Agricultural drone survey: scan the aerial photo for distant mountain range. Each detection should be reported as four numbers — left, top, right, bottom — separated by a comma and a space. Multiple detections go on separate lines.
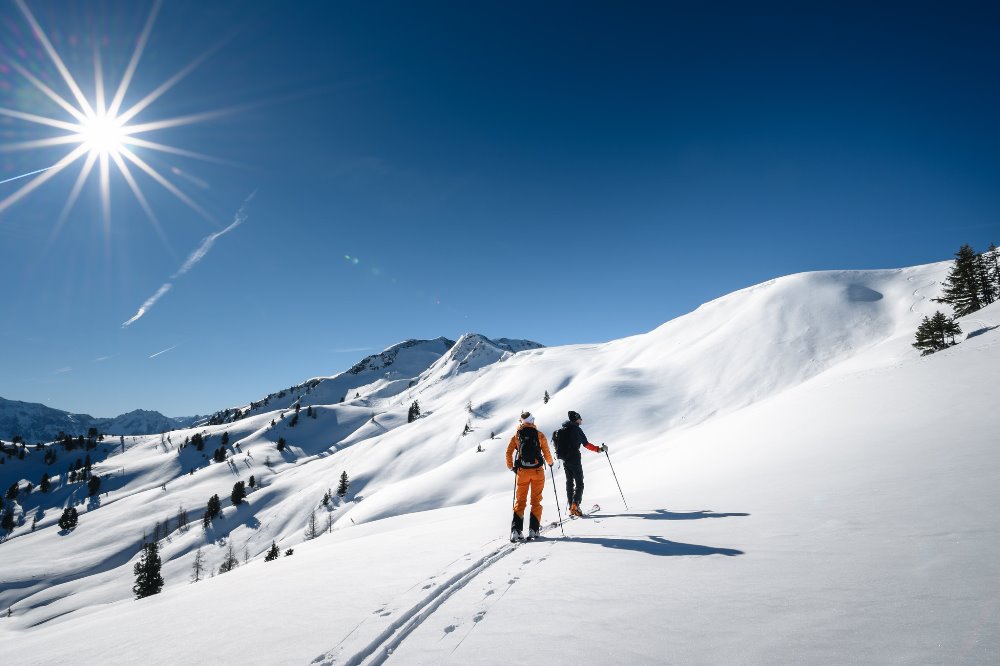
0, 334, 544, 442
0, 397, 203, 443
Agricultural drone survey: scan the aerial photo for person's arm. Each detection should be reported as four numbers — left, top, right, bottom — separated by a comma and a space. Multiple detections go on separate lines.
506, 436, 518, 470
580, 428, 603, 452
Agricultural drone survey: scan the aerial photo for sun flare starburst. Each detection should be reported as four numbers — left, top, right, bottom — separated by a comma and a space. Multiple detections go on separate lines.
77, 113, 128, 156
0, 0, 225, 232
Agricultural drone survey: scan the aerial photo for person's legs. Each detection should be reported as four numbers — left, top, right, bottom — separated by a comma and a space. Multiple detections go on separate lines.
528, 468, 545, 533
511, 470, 530, 534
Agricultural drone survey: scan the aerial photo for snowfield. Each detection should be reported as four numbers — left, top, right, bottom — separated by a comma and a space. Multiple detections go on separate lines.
1, 261, 998, 664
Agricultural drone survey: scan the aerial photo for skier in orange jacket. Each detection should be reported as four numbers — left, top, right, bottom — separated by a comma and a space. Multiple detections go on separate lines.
506, 411, 554, 541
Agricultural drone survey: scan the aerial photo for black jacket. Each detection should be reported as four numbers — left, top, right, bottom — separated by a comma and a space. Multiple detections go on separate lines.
558, 420, 591, 460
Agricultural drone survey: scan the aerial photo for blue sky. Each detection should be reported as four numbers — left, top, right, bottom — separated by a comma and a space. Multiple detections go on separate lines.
0, 0, 998, 417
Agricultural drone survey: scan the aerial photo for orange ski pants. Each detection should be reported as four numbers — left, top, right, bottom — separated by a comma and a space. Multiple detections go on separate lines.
513, 467, 545, 527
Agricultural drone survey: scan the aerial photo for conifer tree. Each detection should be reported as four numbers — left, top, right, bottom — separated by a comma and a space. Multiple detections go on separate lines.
913, 311, 962, 355
133, 542, 164, 599
39, 473, 50, 493
987, 243, 1000, 292
1, 507, 14, 532
248, 475, 256, 488
58, 507, 79, 530
407, 400, 421, 423
337, 471, 350, 498
935, 244, 983, 316
543, 390, 550, 404
87, 475, 101, 496
231, 481, 246, 506
220, 431, 230, 447
277, 437, 286, 452
975, 251, 997, 307
203, 494, 221, 526
264, 541, 280, 562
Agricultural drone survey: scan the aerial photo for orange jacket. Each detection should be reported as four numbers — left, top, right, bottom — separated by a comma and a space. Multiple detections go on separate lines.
506, 423, 554, 470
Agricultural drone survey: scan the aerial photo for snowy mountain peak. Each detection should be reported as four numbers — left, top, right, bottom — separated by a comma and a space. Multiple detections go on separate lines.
347, 337, 455, 376
419, 333, 544, 383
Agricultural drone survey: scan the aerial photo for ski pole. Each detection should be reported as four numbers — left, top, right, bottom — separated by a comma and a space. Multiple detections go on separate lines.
604, 446, 629, 510
548, 463, 565, 537
510, 465, 518, 534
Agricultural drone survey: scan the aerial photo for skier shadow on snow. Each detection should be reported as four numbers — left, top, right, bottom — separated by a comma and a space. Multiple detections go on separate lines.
609, 509, 750, 521
566, 535, 743, 557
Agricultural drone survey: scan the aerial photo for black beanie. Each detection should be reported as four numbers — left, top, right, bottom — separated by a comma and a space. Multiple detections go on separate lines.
568, 411, 581, 422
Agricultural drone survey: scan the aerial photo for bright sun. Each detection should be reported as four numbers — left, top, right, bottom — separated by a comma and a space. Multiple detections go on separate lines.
0, 0, 222, 226
77, 113, 128, 156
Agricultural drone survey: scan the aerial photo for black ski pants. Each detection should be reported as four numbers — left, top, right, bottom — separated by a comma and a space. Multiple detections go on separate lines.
563, 456, 584, 506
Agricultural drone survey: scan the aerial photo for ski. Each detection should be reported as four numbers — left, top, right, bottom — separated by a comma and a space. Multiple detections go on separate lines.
568, 503, 601, 520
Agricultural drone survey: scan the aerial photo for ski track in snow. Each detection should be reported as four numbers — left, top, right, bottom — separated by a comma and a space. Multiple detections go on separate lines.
312, 518, 567, 665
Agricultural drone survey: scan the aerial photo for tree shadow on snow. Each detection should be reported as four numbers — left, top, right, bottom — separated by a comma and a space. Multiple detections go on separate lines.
566, 535, 743, 557
967, 325, 999, 339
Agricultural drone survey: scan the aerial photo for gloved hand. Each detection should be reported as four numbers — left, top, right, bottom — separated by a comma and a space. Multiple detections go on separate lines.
509, 466, 516, 473
600, 443, 608, 452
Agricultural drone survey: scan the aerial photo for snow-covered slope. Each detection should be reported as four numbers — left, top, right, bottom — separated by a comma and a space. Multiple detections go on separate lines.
3, 260, 999, 664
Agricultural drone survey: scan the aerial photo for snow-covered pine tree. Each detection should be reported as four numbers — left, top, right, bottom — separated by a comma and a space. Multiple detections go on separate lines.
264, 541, 280, 562
337, 471, 350, 499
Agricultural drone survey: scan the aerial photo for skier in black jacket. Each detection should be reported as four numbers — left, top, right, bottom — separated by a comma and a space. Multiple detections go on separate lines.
556, 410, 606, 517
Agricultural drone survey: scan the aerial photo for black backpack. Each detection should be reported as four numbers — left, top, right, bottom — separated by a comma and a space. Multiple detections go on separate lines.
552, 427, 570, 460
516, 428, 543, 468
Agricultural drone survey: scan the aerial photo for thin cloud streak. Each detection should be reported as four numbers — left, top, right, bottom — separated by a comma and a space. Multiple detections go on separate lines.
122, 192, 255, 327
50, 366, 72, 375
149, 345, 178, 359
122, 283, 172, 327
172, 192, 253, 278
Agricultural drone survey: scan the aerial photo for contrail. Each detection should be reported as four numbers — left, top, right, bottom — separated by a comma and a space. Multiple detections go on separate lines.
122, 191, 254, 327
0, 165, 55, 186
122, 283, 172, 327
172, 191, 254, 278
149, 344, 178, 359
